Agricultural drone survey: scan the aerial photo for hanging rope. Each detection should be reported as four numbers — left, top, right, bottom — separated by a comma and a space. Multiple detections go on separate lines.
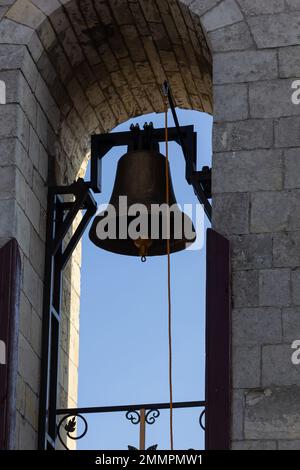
164, 91, 174, 451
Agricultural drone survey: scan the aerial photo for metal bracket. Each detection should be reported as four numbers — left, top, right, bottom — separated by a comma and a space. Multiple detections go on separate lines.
163, 80, 212, 221
90, 120, 212, 221
38, 180, 97, 450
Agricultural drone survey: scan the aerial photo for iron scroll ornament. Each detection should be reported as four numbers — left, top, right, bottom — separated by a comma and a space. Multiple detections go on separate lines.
125, 409, 161, 426
57, 414, 88, 450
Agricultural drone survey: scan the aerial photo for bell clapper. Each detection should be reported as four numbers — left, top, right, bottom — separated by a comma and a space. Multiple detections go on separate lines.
134, 238, 152, 263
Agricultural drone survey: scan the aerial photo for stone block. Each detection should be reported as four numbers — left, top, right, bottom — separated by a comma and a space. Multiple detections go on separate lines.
81, 106, 99, 133
38, 142, 48, 183
275, 117, 300, 148
69, 324, 79, 368
6, 0, 45, 29
19, 290, 31, 341
19, 75, 37, 128
245, 386, 300, 439
231, 390, 245, 440
251, 190, 300, 233
16, 374, 26, 418
201, 0, 243, 32
0, 44, 26, 69
30, 308, 42, 357
15, 204, 31, 257
0, 104, 29, 150
214, 119, 273, 152
25, 185, 40, 233
230, 233, 273, 270
36, 105, 48, 150
249, 79, 300, 119
237, 0, 285, 15
35, 74, 60, 131
22, 258, 42, 313
15, 163, 27, 209
0, 165, 16, 200
279, 45, 300, 77
232, 440, 277, 450
209, 22, 254, 52
259, 269, 291, 307
284, 148, 300, 188
282, 307, 300, 342
18, 333, 40, 394
232, 270, 259, 308
0, 18, 33, 45
278, 440, 300, 450
273, 231, 300, 268
188, 0, 219, 17
32, 168, 47, 210
0, 198, 16, 238
18, 415, 37, 450
25, 385, 38, 430
67, 78, 89, 114
39, 206, 46, 243
37, 17, 56, 51
262, 346, 300, 386
29, 225, 45, 279
67, 359, 78, 403
233, 345, 261, 388
0, 138, 32, 185
129, 1, 150, 35
248, 13, 300, 48
292, 269, 300, 305
214, 84, 248, 121
286, 0, 300, 10
213, 192, 250, 235
37, 53, 57, 89
27, 31, 43, 63
138, 0, 160, 23
214, 51, 278, 84
31, 0, 60, 17
29, 126, 40, 170
0, 6, 8, 19
233, 307, 282, 346
213, 149, 282, 193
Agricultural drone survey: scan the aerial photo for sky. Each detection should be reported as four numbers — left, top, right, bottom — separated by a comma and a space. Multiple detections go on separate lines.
77, 109, 212, 450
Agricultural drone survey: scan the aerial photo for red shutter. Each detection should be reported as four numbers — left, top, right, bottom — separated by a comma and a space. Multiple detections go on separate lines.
205, 229, 231, 450
0, 239, 21, 449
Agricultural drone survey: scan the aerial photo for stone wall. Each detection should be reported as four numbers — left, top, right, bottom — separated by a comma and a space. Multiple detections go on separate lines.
0, 0, 300, 450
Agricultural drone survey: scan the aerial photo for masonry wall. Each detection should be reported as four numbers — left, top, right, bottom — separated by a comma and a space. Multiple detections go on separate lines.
0, 0, 300, 450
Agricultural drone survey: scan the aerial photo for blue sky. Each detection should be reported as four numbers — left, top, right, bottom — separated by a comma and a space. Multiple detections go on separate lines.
77, 109, 212, 450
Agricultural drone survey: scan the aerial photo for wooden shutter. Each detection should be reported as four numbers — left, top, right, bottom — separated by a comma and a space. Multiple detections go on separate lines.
205, 229, 231, 450
0, 239, 21, 450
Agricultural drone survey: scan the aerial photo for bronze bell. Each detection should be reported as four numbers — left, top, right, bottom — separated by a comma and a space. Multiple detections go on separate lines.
89, 124, 196, 259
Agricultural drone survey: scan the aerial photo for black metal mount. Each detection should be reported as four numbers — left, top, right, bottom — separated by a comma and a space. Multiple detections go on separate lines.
90, 119, 212, 221
38, 180, 97, 450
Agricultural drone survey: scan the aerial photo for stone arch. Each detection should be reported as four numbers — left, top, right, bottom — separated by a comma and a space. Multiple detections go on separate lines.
2, 0, 214, 186
0, 0, 260, 449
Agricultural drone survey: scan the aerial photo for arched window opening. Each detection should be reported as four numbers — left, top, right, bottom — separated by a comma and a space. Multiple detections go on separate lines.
77, 109, 212, 450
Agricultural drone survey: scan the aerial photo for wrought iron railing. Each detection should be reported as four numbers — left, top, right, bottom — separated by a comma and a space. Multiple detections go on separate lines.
56, 400, 206, 450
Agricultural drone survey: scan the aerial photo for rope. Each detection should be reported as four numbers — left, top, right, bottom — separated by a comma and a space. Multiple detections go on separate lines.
164, 95, 174, 451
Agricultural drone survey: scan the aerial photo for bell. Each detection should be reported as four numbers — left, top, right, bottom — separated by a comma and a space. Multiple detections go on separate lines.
89, 129, 196, 259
